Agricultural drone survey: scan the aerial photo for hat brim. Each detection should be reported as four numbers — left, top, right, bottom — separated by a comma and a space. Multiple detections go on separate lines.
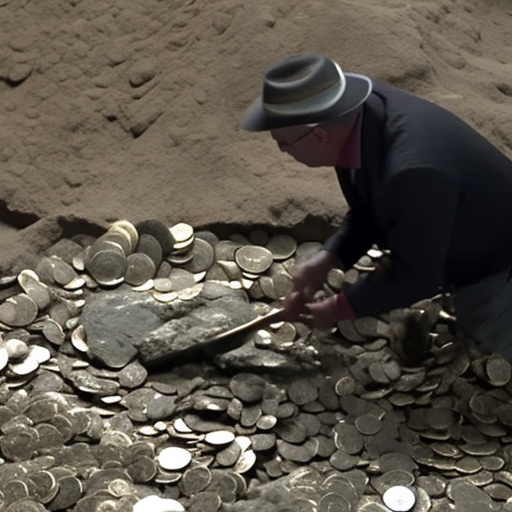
240, 73, 373, 132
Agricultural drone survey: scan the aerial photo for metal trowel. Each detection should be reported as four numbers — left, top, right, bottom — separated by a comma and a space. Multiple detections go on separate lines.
146, 307, 284, 368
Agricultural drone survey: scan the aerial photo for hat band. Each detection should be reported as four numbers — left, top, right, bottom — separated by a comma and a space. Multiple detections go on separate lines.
263, 63, 346, 117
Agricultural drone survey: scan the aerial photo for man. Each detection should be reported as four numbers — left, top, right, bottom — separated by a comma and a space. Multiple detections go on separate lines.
240, 53, 512, 362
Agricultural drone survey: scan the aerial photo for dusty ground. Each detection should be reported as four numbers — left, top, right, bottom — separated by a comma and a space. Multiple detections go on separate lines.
1, 0, 512, 272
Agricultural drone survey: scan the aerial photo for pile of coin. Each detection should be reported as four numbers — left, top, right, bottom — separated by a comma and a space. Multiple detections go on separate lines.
1, 219, 512, 511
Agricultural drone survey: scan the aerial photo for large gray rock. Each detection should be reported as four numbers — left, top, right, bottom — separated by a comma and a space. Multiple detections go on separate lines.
81, 286, 166, 368
137, 291, 255, 366
81, 283, 255, 369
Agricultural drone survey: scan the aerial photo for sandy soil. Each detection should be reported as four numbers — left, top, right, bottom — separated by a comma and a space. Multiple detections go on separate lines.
1, 0, 512, 273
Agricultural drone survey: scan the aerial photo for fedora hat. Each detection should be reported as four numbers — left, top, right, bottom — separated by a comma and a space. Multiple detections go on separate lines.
240, 53, 372, 132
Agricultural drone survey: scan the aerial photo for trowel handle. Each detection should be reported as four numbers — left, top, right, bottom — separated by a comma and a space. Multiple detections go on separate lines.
247, 308, 284, 331
202, 307, 285, 347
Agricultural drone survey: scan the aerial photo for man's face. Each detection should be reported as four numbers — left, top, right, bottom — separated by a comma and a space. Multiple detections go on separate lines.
270, 113, 358, 168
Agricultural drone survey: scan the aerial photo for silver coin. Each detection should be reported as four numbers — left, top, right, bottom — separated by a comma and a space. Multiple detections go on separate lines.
26, 469, 58, 504
333, 423, 363, 454
182, 238, 215, 273
326, 268, 345, 291
179, 465, 212, 497
250, 433, 276, 452
485, 353, 512, 386
169, 268, 197, 290
46, 475, 83, 511
0, 427, 38, 461
259, 275, 277, 299
70, 324, 89, 353
275, 419, 307, 444
229, 373, 266, 403
50, 256, 80, 286
135, 233, 163, 268
287, 378, 319, 406
318, 492, 351, 512
234, 448, 256, 474
321, 475, 360, 508
128, 455, 158, 483
5, 338, 29, 360
355, 414, 382, 436
215, 440, 242, 467
34, 423, 65, 449
328, 450, 359, 471
17, 270, 51, 310
133, 495, 185, 512
382, 486, 416, 512
117, 360, 148, 389
158, 446, 192, 471
187, 491, 222, 512
124, 253, 156, 286
85, 249, 125, 286
337, 320, 366, 343
0, 293, 38, 327
277, 439, 318, 463
205, 430, 236, 446
484, 482, 512, 500
152, 277, 173, 292
168, 248, 195, 265
294, 241, 323, 265
3, 498, 48, 512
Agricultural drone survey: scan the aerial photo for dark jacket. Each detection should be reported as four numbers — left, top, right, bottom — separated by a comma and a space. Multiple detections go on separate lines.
324, 80, 512, 318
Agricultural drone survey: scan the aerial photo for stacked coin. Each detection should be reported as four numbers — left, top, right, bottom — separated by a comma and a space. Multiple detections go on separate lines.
168, 222, 196, 265
84, 220, 137, 286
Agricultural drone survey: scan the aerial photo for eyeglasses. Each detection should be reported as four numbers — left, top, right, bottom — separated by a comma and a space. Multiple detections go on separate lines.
277, 127, 316, 152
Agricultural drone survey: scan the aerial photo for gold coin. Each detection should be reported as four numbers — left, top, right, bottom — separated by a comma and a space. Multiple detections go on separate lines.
170, 222, 194, 244
235, 245, 273, 274
100, 231, 132, 256
266, 234, 297, 261
327, 268, 345, 291
110, 219, 139, 250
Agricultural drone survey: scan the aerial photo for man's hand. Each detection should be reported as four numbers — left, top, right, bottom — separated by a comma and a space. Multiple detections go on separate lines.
281, 250, 345, 326
287, 250, 341, 303
299, 295, 338, 329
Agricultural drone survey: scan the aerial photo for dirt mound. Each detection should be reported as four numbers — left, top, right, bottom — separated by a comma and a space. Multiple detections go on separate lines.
0, 0, 511, 272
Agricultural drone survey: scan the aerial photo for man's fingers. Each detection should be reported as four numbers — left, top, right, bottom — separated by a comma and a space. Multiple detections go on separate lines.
282, 291, 307, 321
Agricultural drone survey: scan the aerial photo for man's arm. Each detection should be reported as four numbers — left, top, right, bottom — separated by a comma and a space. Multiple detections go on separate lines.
345, 166, 460, 317
324, 207, 377, 270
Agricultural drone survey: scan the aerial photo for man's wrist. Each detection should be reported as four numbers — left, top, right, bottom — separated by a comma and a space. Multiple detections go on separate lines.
335, 292, 356, 321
